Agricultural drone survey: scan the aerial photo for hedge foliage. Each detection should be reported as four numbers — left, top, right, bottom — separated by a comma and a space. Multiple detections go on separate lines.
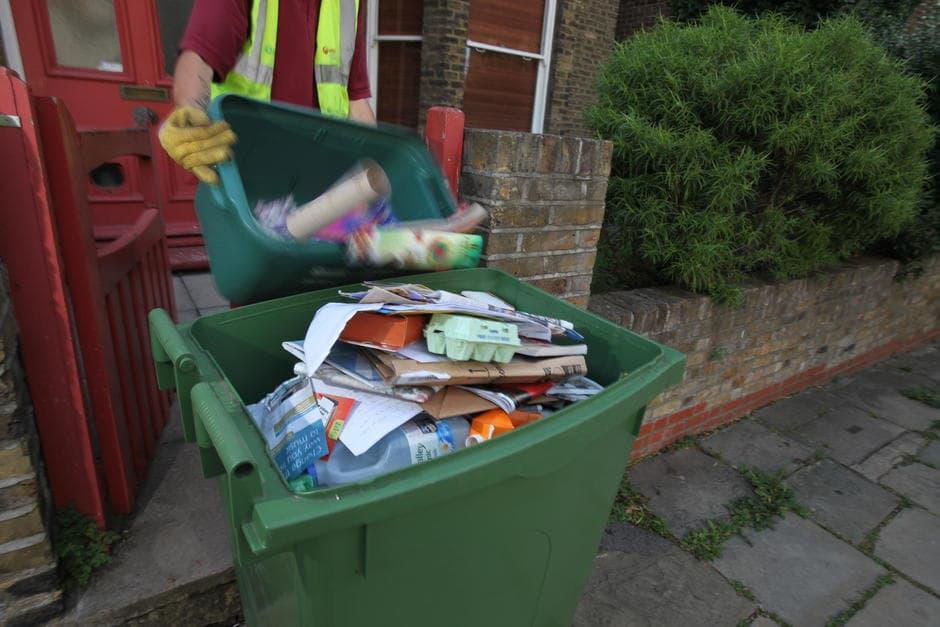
670, 0, 940, 268
589, 7, 934, 299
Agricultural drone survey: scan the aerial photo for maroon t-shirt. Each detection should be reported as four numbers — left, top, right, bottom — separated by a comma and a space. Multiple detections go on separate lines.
179, 0, 371, 108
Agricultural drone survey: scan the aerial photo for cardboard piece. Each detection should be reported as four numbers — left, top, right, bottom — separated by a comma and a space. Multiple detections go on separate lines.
340, 312, 428, 350
367, 350, 587, 386
421, 387, 498, 419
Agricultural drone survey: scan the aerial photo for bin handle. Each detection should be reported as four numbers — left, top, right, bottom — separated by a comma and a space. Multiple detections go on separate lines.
191, 382, 256, 479
149, 308, 196, 375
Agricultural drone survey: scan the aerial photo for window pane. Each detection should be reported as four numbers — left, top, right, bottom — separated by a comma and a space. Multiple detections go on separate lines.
469, 0, 543, 54
464, 50, 537, 132
156, 0, 196, 75
376, 41, 421, 128
46, 0, 123, 72
378, 0, 423, 36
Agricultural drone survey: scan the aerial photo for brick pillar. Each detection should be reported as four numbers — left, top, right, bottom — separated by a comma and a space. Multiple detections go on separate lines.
461, 130, 613, 308
418, 0, 470, 128
0, 262, 62, 623
544, 0, 621, 136
616, 0, 671, 40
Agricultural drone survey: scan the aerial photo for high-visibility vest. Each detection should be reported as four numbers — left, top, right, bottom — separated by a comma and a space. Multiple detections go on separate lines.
210, 0, 360, 118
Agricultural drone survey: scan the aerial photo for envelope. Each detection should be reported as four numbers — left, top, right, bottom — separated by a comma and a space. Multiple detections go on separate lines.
420, 387, 498, 419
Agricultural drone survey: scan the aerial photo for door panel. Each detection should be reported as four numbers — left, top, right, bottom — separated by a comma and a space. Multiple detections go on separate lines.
11, 0, 204, 260
46, 0, 125, 73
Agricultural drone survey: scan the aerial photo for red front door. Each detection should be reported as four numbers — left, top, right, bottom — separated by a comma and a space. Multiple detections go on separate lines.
10, 0, 205, 268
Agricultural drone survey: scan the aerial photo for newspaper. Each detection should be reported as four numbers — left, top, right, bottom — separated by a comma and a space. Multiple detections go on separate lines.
341, 283, 583, 341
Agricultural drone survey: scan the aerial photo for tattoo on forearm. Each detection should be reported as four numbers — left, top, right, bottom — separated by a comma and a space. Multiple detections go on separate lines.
194, 74, 211, 111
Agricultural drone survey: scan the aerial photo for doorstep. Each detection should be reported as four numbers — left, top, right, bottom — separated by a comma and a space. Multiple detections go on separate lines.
57, 405, 240, 625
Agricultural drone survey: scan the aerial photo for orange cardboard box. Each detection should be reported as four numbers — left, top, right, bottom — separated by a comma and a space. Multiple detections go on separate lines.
340, 312, 428, 350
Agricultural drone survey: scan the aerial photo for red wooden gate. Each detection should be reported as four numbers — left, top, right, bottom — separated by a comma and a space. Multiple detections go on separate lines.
0, 68, 174, 524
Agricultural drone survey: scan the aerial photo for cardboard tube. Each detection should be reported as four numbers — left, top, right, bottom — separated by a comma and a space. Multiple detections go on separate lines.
285, 160, 390, 240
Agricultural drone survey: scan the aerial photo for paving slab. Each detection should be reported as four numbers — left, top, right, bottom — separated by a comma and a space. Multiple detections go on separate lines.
713, 513, 886, 627
789, 404, 905, 466
629, 448, 752, 538
65, 413, 237, 624
881, 343, 940, 384
176, 308, 199, 323
753, 390, 846, 432
200, 306, 230, 316
180, 273, 228, 310
879, 463, 940, 515
750, 617, 779, 627
851, 433, 926, 481
786, 460, 898, 543
573, 523, 754, 627
701, 420, 814, 475
919, 441, 940, 468
845, 578, 940, 627
172, 276, 196, 312
833, 370, 940, 431
874, 507, 940, 592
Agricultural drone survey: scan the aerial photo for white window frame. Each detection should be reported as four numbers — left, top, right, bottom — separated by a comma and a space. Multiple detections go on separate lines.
465, 0, 557, 133
0, 0, 26, 79
366, 0, 424, 118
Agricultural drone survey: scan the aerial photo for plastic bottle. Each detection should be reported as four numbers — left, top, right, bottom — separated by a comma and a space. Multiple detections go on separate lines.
310, 416, 470, 487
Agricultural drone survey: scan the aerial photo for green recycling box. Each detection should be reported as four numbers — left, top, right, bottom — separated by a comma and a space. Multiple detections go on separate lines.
149, 268, 684, 626
197, 95, 459, 304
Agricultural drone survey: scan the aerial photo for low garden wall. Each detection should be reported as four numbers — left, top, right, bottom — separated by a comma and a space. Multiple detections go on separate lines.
590, 255, 940, 460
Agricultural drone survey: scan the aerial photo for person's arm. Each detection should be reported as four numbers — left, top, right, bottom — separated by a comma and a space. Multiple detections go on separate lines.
157, 0, 244, 184
349, 99, 376, 126
172, 50, 215, 110
346, 1, 374, 125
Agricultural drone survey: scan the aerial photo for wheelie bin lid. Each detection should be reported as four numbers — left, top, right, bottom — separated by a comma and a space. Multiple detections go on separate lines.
195, 95, 461, 303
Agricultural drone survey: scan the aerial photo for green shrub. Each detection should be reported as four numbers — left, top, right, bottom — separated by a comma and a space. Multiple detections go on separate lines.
881, 3, 940, 265
670, 0, 919, 37
589, 7, 933, 299
669, 1, 940, 270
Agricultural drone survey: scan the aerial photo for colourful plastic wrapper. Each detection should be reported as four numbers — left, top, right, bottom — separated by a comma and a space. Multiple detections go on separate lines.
466, 409, 543, 446
347, 226, 483, 270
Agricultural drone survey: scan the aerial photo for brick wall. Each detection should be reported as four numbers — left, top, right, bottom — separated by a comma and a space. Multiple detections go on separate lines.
418, 0, 470, 128
545, 0, 621, 136
616, 0, 671, 40
0, 262, 62, 623
589, 255, 940, 461
461, 129, 613, 307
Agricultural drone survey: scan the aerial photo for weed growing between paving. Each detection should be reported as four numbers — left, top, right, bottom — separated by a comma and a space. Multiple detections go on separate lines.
825, 574, 894, 626
608, 476, 672, 538
682, 467, 807, 560
860, 499, 911, 556
664, 435, 699, 452
730, 579, 756, 601
53, 508, 120, 588
901, 386, 940, 409
737, 609, 793, 627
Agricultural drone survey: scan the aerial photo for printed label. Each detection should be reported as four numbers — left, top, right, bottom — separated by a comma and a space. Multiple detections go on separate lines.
401, 417, 457, 464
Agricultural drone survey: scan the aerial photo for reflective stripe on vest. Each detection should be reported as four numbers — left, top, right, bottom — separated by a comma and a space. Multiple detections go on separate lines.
210, 0, 359, 118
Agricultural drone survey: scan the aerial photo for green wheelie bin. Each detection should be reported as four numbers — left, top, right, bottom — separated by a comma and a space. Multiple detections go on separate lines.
149, 268, 684, 626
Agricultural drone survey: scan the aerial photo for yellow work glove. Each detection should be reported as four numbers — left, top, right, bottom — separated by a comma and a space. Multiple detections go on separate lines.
158, 106, 237, 185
